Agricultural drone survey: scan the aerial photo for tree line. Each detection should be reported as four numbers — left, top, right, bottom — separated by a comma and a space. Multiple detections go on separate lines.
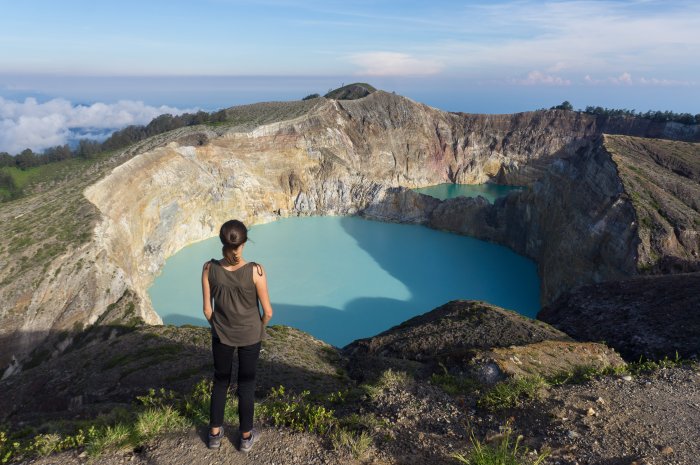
551, 101, 699, 125
3, 100, 697, 173
0, 109, 229, 170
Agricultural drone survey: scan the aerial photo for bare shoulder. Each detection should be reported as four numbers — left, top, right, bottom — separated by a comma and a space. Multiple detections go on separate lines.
251, 262, 265, 277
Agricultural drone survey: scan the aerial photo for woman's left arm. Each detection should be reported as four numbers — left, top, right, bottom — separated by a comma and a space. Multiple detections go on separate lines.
202, 261, 213, 323
253, 264, 273, 325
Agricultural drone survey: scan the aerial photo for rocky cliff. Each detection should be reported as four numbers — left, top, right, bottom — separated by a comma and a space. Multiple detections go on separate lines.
1, 90, 699, 375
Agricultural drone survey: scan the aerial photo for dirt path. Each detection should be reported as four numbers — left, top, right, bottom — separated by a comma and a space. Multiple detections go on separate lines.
517, 366, 700, 465
20, 428, 347, 465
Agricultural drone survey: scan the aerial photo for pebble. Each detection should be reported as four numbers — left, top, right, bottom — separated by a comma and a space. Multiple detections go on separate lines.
595, 397, 605, 405
622, 375, 633, 381
659, 445, 674, 455
586, 407, 596, 416
567, 430, 580, 439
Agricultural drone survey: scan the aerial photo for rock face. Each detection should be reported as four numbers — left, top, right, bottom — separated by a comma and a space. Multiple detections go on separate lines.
604, 135, 700, 272
344, 300, 624, 385
538, 272, 700, 360
2, 90, 699, 373
363, 134, 699, 304
345, 300, 571, 359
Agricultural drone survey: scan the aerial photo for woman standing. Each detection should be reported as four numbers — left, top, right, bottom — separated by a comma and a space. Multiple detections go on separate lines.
201, 219, 273, 452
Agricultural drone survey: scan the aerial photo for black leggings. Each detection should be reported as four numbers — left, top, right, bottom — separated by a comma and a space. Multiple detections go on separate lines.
209, 337, 261, 433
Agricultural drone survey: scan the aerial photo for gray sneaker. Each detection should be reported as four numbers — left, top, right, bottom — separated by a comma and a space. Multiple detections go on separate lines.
207, 426, 224, 449
239, 429, 257, 452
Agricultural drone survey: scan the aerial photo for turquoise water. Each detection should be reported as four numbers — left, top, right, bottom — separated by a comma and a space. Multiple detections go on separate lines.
149, 216, 540, 347
413, 183, 523, 202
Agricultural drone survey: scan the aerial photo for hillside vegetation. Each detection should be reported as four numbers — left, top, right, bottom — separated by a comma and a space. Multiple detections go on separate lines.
605, 134, 700, 272
324, 83, 377, 100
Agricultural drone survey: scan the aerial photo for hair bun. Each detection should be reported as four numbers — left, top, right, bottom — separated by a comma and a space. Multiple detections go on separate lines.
219, 219, 248, 265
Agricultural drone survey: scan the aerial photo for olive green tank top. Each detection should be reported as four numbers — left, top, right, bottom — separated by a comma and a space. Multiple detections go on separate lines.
208, 258, 266, 346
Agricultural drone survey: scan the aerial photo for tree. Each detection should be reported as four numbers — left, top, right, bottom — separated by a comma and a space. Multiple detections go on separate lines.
15, 149, 39, 169
209, 110, 228, 123
102, 125, 145, 151
77, 139, 101, 159
0, 152, 14, 168
302, 93, 320, 101
43, 144, 73, 162
0, 171, 17, 193
552, 101, 573, 111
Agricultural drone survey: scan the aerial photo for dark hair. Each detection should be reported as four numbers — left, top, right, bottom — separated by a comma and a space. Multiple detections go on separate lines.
219, 219, 247, 265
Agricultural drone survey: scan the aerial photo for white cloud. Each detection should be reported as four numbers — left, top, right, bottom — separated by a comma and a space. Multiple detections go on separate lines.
638, 77, 694, 86
511, 70, 571, 86
584, 72, 695, 86
0, 97, 194, 154
348, 51, 443, 76
420, 1, 700, 82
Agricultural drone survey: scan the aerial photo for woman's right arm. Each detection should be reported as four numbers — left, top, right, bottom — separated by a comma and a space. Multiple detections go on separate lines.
202, 261, 213, 323
253, 264, 273, 325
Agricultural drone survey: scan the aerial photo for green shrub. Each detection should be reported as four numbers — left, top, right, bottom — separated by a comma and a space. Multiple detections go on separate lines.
256, 386, 337, 435
547, 364, 625, 386
1, 430, 21, 463
628, 352, 687, 375
1, 425, 100, 463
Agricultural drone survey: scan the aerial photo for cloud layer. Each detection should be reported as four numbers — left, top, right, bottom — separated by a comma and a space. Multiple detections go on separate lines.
346, 1, 700, 85
0, 97, 192, 154
348, 52, 443, 76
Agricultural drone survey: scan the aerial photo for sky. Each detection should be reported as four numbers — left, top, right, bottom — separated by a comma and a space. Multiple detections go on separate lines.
1, 0, 699, 153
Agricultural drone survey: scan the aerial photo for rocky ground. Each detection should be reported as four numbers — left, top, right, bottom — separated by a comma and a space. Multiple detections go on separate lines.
521, 365, 700, 465
15, 365, 700, 465
5, 300, 699, 465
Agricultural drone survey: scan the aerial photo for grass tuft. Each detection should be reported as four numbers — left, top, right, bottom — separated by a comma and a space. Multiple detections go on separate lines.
478, 376, 546, 411
361, 369, 411, 400
134, 406, 188, 441
453, 422, 548, 465
331, 429, 372, 459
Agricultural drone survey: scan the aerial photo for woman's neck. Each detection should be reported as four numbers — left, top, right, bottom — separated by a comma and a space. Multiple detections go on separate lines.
220, 257, 247, 271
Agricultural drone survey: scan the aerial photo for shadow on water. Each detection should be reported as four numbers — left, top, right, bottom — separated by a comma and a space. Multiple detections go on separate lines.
338, 215, 540, 315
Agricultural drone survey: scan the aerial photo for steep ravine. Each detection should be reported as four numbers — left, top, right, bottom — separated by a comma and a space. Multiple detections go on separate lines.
2, 91, 699, 375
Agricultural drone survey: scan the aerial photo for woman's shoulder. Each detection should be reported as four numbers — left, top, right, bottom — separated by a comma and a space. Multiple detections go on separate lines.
249, 261, 264, 277
203, 258, 218, 270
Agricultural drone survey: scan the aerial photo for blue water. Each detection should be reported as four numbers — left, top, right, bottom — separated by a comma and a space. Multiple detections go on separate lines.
148, 216, 540, 347
413, 183, 523, 202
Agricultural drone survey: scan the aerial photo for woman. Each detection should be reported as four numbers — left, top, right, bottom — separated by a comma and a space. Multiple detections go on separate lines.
201, 219, 273, 452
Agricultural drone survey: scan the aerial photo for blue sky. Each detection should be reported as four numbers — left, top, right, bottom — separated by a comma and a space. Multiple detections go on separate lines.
1, 0, 699, 152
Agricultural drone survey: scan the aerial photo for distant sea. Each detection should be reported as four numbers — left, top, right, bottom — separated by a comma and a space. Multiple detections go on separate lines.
2, 74, 697, 115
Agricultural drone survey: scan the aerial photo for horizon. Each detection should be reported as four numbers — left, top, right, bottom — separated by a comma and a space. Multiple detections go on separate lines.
1, 0, 699, 153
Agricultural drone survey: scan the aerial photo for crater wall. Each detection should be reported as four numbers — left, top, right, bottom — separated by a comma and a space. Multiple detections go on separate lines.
3, 91, 698, 374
